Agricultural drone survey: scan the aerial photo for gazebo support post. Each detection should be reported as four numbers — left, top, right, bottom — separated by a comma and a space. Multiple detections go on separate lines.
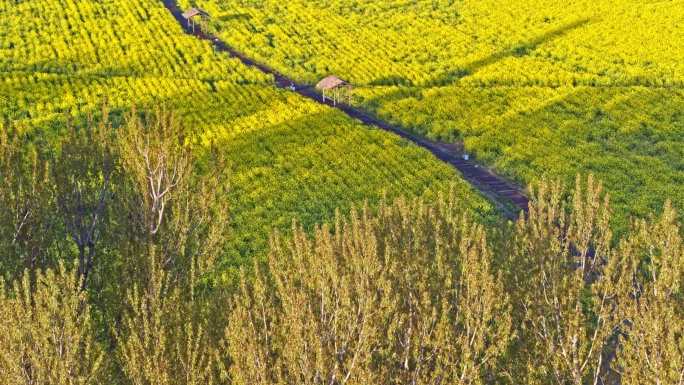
201, 15, 208, 32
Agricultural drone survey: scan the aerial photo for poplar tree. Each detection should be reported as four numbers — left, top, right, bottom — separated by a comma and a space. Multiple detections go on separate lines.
614, 201, 684, 383
505, 175, 617, 384
225, 190, 511, 384
51, 104, 118, 291
117, 249, 216, 385
115, 105, 230, 384
117, 104, 230, 287
0, 122, 55, 278
0, 261, 104, 384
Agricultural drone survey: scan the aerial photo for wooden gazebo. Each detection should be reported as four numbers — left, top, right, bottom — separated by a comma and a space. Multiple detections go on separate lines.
316, 75, 354, 106
182, 8, 211, 33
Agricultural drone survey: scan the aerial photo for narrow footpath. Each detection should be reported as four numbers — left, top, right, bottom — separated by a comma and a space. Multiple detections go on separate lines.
163, 0, 530, 218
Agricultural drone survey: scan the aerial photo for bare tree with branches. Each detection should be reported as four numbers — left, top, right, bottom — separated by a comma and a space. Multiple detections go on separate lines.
117, 104, 230, 286
51, 104, 117, 291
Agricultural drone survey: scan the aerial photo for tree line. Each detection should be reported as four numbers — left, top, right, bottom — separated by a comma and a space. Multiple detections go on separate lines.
0, 104, 682, 384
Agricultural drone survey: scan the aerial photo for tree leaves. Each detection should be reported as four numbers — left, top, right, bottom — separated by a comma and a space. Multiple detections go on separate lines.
0, 261, 104, 384
227, 193, 512, 384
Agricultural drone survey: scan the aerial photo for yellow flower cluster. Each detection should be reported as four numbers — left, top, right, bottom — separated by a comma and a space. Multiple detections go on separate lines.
0, 0, 269, 82
197, 0, 684, 87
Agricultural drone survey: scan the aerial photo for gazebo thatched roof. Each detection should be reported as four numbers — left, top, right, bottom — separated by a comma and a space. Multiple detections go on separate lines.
182, 8, 211, 19
316, 75, 353, 90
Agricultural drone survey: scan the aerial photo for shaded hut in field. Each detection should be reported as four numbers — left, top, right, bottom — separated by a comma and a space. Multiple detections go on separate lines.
316, 75, 354, 106
182, 8, 211, 33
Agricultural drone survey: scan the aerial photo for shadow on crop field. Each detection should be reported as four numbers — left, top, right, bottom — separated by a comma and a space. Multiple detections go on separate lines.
219, 107, 426, 267
218, 13, 252, 22
478, 85, 684, 223
16, 58, 142, 80
430, 18, 592, 86
369, 75, 414, 87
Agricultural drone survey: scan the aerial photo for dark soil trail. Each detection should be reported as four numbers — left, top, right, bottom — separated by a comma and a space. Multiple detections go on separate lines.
163, 0, 530, 218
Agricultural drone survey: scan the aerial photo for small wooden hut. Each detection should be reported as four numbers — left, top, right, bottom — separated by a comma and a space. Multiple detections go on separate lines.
182, 8, 211, 33
316, 75, 354, 106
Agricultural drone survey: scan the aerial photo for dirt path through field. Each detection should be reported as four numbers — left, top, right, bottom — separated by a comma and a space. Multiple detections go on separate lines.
162, 0, 529, 219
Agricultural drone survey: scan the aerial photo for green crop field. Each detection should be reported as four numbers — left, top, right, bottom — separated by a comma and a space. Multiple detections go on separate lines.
189, 0, 684, 232
0, 0, 494, 268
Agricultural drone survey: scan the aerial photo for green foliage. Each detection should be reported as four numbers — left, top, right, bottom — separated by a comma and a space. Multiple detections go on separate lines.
52, 104, 118, 291
614, 201, 684, 383
226, 191, 512, 384
117, 248, 217, 385
0, 123, 56, 277
500, 175, 616, 384
0, 261, 104, 384
1, 151, 684, 384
